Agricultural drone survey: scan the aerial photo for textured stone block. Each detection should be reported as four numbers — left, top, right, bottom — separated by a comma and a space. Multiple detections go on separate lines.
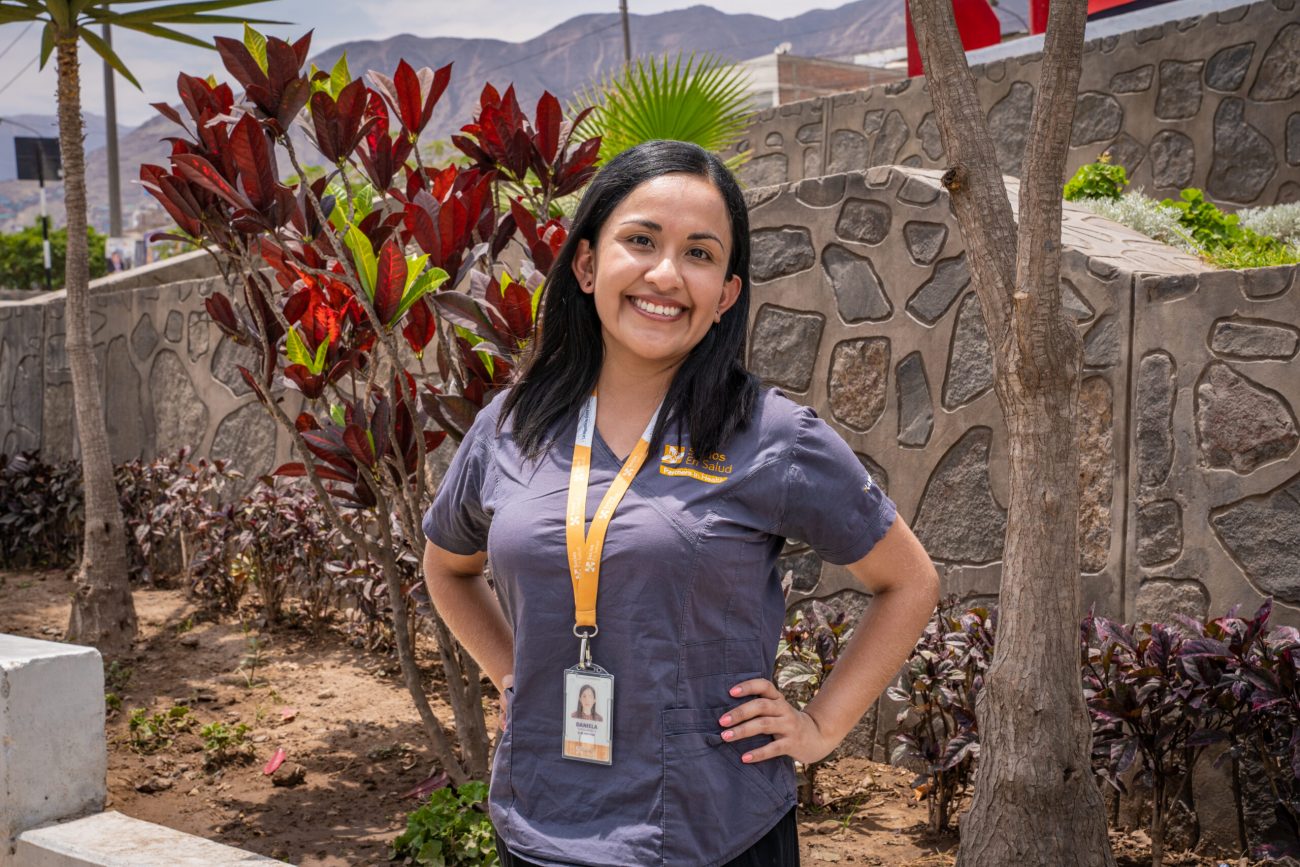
1136, 352, 1177, 490
1212, 473, 1300, 604
1195, 362, 1298, 473
913, 428, 1007, 565
942, 294, 994, 409
15, 811, 278, 866
1, 635, 105, 864
750, 306, 824, 393
1137, 500, 1183, 566
751, 227, 816, 282
828, 338, 890, 431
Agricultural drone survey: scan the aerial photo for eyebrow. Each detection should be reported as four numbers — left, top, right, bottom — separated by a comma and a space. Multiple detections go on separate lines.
618, 218, 725, 247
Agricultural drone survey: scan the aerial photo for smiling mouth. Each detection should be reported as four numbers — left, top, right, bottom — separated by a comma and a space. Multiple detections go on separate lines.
629, 296, 687, 319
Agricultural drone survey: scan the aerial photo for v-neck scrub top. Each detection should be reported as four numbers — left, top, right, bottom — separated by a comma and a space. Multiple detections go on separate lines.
422, 386, 898, 867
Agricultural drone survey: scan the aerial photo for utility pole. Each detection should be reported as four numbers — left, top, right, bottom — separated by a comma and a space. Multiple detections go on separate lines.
103, 23, 123, 237
619, 0, 631, 63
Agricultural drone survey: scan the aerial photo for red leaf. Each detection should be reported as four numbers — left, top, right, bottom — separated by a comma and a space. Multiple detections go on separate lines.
401, 770, 450, 800
204, 292, 240, 336
393, 60, 422, 134
172, 153, 251, 212
533, 91, 562, 165
373, 239, 407, 325
290, 31, 313, 68
263, 748, 287, 775
214, 36, 270, 94
151, 101, 183, 127
230, 113, 277, 210
402, 297, 436, 356
343, 423, 376, 468
311, 90, 343, 163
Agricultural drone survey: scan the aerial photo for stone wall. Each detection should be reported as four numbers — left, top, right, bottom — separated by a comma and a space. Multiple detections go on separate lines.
744, 165, 1299, 635
0, 274, 295, 481
745, 163, 1298, 781
729, 0, 1300, 210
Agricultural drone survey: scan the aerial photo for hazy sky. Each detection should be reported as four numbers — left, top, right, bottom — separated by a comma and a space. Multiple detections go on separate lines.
0, 1, 847, 131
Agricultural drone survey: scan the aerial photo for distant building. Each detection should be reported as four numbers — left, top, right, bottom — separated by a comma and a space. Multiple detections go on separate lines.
737, 47, 906, 110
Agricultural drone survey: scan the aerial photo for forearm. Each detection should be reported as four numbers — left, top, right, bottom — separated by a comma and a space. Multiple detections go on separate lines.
422, 544, 515, 691
803, 576, 937, 745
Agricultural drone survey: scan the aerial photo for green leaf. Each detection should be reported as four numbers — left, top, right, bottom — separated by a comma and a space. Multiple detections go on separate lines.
403, 253, 429, 292
285, 325, 312, 368
343, 224, 376, 299
330, 50, 350, 96
329, 403, 346, 426
531, 282, 544, 319
242, 21, 266, 73
45, 0, 71, 28
392, 266, 447, 323
109, 19, 212, 48
39, 21, 55, 67
77, 24, 140, 88
310, 333, 330, 375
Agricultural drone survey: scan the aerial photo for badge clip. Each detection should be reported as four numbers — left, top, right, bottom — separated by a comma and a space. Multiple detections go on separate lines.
573, 624, 598, 670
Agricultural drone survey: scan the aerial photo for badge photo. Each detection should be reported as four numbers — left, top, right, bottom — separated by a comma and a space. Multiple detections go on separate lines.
562, 667, 613, 765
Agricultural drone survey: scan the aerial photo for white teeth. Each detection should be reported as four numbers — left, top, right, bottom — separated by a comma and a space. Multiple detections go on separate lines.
631, 297, 684, 317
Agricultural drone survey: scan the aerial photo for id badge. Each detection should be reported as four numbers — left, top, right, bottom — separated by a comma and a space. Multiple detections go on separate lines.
562, 665, 614, 765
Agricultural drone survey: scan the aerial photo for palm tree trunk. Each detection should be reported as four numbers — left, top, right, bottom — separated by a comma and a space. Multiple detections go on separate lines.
56, 34, 137, 657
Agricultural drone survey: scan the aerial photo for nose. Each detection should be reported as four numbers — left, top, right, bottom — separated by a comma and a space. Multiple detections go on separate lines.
643, 253, 683, 292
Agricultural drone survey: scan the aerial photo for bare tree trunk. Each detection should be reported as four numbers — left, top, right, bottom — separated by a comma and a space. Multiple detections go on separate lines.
56, 35, 137, 658
906, 1, 1115, 864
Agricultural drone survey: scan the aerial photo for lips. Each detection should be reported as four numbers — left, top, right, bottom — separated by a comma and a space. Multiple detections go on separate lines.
628, 296, 687, 319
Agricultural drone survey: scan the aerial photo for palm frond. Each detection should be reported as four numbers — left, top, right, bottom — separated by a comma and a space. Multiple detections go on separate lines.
575, 52, 753, 166
78, 22, 140, 86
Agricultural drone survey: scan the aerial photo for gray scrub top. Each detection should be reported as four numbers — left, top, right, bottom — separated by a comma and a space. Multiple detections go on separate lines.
422, 386, 897, 867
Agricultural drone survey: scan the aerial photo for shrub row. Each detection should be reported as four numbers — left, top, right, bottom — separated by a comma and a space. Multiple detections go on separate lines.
0, 449, 411, 649
890, 598, 1299, 863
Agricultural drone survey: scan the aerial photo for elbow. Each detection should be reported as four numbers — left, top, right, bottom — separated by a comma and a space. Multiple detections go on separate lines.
920, 560, 941, 610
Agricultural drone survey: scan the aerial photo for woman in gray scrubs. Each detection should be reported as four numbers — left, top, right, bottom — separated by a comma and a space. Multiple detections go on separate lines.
423, 140, 939, 867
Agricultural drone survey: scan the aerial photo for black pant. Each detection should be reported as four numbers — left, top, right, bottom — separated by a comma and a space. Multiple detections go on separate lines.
495, 806, 800, 867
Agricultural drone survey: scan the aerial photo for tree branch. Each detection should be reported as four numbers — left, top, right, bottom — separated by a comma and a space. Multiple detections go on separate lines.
907, 0, 1019, 346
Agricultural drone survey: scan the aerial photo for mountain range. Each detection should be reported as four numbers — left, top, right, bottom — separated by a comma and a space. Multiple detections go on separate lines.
0, 0, 1029, 233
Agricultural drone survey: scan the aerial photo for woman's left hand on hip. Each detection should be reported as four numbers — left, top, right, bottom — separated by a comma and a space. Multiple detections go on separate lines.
718, 677, 836, 765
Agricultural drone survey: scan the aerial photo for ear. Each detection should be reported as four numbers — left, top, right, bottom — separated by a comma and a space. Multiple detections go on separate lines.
716, 273, 743, 318
571, 239, 596, 295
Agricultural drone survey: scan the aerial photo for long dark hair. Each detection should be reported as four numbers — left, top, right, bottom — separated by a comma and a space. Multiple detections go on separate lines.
501, 140, 758, 459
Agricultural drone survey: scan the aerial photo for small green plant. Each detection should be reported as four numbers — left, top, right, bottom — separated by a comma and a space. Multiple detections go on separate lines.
1063, 154, 1129, 201
237, 625, 268, 688
200, 721, 252, 767
104, 660, 133, 692
105, 692, 122, 713
128, 704, 193, 753
391, 780, 499, 866
1162, 188, 1300, 269
175, 615, 194, 634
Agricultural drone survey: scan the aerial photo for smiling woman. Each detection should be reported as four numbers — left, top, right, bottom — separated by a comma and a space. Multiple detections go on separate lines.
421, 140, 940, 867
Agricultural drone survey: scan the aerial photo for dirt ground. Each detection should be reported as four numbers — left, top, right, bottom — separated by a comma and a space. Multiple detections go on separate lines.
0, 569, 1248, 866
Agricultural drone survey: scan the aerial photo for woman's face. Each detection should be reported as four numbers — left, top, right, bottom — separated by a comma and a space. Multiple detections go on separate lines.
580, 687, 596, 713
571, 173, 743, 374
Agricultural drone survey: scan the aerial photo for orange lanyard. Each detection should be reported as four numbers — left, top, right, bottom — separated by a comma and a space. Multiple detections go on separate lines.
566, 392, 661, 632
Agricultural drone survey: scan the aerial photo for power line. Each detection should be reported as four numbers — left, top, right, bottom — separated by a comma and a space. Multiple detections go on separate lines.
478, 20, 622, 77
0, 23, 34, 63
0, 56, 37, 99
